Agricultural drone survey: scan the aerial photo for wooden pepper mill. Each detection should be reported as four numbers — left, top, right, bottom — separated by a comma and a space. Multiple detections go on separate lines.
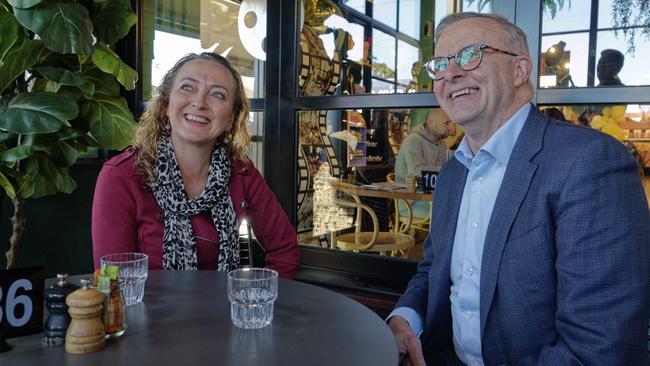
43, 273, 80, 346
65, 278, 106, 354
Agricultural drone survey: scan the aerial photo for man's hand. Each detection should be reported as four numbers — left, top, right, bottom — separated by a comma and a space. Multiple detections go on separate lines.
389, 316, 426, 366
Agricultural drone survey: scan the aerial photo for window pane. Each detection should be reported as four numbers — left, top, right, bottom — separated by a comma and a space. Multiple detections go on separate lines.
541, 0, 590, 33
372, 30, 396, 82
144, 0, 265, 100
540, 33, 590, 87
598, 0, 649, 29
374, 0, 397, 29
302, 1, 436, 95
462, 0, 492, 13
341, 0, 365, 13
540, 0, 650, 88
596, 31, 650, 86
399, 0, 421, 40
436, 1, 492, 31
397, 40, 420, 93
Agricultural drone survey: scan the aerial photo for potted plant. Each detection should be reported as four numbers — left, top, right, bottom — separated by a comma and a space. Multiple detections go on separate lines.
0, 0, 138, 268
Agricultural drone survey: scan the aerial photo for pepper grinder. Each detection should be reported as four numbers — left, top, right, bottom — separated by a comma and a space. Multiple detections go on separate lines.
43, 273, 80, 346
65, 278, 106, 354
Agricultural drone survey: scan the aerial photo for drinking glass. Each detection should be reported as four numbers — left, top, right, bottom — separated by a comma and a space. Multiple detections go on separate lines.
100, 253, 148, 306
227, 268, 278, 329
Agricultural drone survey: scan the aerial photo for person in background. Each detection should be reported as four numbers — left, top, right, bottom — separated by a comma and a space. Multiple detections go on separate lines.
92, 53, 299, 279
597, 48, 625, 86
577, 49, 626, 126
395, 108, 453, 182
388, 12, 649, 365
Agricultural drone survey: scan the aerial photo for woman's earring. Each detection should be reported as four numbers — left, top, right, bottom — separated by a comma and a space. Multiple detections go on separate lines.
163, 117, 171, 132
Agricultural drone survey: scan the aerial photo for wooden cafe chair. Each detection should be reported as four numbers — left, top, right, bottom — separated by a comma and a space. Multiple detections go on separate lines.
329, 182, 415, 257
386, 172, 432, 237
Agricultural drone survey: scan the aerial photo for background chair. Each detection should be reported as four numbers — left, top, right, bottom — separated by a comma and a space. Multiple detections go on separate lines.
386, 173, 431, 237
330, 182, 415, 257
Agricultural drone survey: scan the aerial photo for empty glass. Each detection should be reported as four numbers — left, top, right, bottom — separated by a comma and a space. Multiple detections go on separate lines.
99, 253, 148, 306
227, 268, 278, 329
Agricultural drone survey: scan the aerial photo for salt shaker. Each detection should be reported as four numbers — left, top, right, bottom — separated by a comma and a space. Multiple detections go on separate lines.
65, 279, 106, 354
43, 273, 80, 346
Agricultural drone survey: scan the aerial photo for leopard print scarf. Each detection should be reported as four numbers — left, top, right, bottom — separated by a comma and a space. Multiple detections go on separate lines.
151, 135, 239, 271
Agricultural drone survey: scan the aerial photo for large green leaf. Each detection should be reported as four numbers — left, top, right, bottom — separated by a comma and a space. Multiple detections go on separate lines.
24, 154, 76, 198
0, 92, 78, 134
35, 66, 87, 86
0, 39, 46, 94
0, 170, 16, 199
0, 144, 36, 162
38, 63, 98, 98
24, 132, 80, 167
83, 66, 120, 96
92, 0, 136, 45
8, 0, 41, 9
0, 11, 26, 62
92, 42, 138, 90
83, 95, 135, 150
14, 3, 93, 55
52, 140, 78, 166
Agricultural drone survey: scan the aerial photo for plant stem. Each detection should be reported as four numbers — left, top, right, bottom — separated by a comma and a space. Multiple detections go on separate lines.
5, 197, 25, 269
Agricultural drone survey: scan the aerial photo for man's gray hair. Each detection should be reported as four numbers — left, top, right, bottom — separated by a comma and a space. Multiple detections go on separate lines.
434, 12, 530, 56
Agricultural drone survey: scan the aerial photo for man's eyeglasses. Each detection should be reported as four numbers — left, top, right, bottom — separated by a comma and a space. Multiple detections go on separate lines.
424, 44, 519, 81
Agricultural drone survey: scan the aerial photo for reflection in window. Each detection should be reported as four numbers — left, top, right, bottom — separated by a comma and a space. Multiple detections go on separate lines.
297, 107, 463, 258
143, 0, 265, 100
540, 0, 650, 87
308, 0, 432, 95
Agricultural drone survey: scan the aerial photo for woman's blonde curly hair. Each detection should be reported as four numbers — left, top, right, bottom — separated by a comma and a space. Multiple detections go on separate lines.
132, 52, 250, 185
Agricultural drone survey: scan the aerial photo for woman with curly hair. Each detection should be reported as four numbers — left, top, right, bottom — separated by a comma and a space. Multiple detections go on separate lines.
92, 53, 299, 278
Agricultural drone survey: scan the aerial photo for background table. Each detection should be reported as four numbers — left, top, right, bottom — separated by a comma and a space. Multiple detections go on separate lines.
331, 180, 434, 201
6, 270, 399, 365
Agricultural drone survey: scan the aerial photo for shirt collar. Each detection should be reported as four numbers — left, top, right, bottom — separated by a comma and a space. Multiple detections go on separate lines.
455, 103, 531, 168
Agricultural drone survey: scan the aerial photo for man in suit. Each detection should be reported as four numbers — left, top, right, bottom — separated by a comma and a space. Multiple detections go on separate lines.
388, 12, 650, 366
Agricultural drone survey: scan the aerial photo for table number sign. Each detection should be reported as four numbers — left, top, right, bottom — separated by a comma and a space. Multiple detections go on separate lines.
0, 266, 44, 343
420, 170, 439, 191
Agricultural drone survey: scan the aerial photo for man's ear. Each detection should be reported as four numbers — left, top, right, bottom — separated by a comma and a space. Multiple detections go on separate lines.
513, 56, 533, 87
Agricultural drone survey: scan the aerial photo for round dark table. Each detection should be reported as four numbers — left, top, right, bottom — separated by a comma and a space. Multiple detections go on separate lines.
6, 270, 399, 365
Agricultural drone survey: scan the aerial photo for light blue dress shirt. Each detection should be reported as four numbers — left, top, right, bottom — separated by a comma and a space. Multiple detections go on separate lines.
450, 103, 529, 365
388, 104, 530, 365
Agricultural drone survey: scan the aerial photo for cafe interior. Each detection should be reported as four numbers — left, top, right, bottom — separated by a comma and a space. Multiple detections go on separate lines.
1, 0, 649, 338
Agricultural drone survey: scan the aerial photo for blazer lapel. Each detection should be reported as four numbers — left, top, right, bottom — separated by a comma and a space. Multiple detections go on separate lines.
479, 106, 547, 337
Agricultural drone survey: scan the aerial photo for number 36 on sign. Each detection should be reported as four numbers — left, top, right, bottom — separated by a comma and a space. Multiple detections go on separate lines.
0, 266, 44, 339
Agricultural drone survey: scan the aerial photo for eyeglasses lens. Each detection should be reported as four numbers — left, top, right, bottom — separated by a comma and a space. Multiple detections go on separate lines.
457, 46, 482, 70
428, 45, 484, 80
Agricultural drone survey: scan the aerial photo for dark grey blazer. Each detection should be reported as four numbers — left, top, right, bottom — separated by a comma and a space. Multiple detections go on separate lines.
396, 105, 650, 365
